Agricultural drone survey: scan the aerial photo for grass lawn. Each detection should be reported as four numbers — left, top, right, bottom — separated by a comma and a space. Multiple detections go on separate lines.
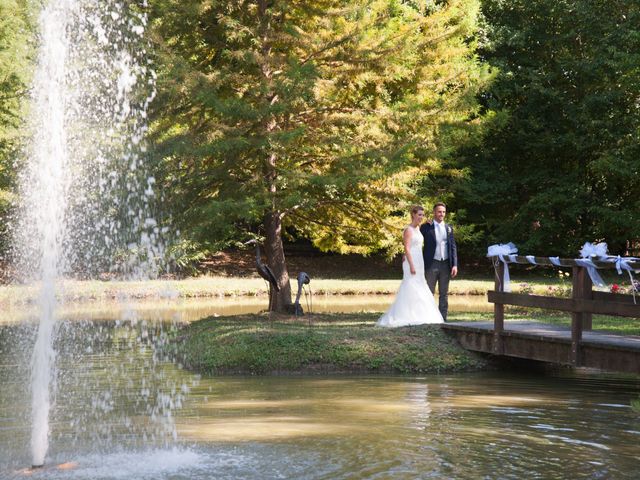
170, 312, 488, 375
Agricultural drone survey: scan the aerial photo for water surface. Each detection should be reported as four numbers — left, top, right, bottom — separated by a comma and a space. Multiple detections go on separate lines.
0, 316, 639, 479
1, 294, 491, 324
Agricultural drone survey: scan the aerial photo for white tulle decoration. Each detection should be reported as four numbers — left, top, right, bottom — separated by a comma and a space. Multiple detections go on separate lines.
487, 243, 518, 257
614, 255, 637, 304
487, 243, 518, 292
577, 242, 608, 287
580, 242, 608, 259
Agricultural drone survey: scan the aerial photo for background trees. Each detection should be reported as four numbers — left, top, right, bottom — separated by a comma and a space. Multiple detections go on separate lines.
148, 0, 485, 309
453, 0, 640, 257
1, 0, 639, 284
0, 0, 33, 254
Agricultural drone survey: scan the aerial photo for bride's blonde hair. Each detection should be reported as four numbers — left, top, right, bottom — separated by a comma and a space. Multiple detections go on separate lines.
410, 205, 424, 216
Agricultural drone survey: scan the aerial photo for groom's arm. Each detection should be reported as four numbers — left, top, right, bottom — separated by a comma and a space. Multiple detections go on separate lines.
450, 226, 458, 277
419, 222, 430, 239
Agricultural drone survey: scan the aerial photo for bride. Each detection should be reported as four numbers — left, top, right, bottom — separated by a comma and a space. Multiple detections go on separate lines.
377, 205, 444, 327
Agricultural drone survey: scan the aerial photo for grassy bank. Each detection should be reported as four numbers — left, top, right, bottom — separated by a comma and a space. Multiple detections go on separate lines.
170, 313, 488, 375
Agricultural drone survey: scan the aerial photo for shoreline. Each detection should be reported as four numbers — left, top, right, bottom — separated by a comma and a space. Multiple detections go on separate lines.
168, 313, 490, 376
0, 276, 560, 307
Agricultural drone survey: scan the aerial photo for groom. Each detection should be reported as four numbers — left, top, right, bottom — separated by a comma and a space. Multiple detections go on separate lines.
420, 202, 458, 321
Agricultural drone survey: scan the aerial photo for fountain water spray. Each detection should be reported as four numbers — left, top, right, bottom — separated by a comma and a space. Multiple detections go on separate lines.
13, 0, 166, 468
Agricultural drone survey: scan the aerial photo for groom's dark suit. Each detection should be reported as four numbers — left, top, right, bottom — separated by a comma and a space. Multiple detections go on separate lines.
420, 222, 458, 320
420, 222, 458, 270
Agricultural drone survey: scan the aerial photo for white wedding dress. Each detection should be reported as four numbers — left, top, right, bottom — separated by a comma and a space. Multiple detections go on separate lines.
377, 226, 444, 327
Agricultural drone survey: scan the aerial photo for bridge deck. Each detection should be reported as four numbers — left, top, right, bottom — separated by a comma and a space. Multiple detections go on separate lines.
441, 321, 640, 373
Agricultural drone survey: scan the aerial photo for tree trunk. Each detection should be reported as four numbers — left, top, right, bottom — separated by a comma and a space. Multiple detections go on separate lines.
257, 1, 291, 312
264, 211, 292, 312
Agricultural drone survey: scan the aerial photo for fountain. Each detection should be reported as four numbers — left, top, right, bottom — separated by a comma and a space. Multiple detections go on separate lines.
12, 0, 171, 469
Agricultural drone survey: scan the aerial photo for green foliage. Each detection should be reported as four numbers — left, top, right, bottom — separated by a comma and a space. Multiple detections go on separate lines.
0, 0, 34, 251
166, 238, 212, 275
148, 0, 487, 258
172, 313, 486, 374
454, 0, 640, 257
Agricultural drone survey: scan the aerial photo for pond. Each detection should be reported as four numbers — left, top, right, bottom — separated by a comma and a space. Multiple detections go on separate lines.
0, 294, 492, 325
0, 312, 639, 479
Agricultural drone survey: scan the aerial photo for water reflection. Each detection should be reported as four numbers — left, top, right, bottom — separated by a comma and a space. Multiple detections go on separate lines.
1, 319, 639, 479
1, 294, 491, 324
175, 374, 640, 479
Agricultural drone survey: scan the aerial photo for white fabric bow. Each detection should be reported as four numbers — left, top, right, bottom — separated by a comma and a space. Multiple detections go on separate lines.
487, 243, 518, 292
487, 243, 518, 257
577, 242, 608, 288
580, 242, 608, 259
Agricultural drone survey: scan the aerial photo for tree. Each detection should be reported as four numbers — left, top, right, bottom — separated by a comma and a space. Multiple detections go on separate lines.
455, 0, 640, 258
0, 0, 34, 254
148, 0, 485, 311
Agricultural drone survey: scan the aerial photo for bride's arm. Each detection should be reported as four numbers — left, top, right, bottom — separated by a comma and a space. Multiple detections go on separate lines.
403, 228, 416, 275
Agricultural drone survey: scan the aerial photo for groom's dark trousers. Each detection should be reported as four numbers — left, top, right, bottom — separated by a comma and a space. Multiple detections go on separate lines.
426, 260, 451, 320
420, 222, 458, 321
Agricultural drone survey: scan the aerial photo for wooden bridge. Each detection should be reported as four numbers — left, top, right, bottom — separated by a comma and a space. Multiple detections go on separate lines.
441, 256, 640, 374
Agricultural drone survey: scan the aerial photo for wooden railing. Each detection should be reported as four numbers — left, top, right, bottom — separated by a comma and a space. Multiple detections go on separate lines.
488, 255, 640, 366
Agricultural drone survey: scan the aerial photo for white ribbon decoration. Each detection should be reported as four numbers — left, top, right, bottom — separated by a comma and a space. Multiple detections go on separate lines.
487, 243, 640, 297
487, 242, 518, 257
487, 243, 518, 292
549, 257, 562, 267
580, 242, 608, 259
575, 258, 607, 288
614, 255, 637, 304
578, 242, 608, 288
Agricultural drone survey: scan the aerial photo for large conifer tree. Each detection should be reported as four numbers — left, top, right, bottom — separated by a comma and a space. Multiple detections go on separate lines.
149, 0, 484, 311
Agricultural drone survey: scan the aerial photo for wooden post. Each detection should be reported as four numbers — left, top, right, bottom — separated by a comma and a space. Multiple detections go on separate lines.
493, 260, 505, 354
570, 266, 589, 366
579, 268, 593, 330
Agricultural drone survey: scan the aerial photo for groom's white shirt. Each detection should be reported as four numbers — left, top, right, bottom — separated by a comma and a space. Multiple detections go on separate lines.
433, 220, 448, 261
